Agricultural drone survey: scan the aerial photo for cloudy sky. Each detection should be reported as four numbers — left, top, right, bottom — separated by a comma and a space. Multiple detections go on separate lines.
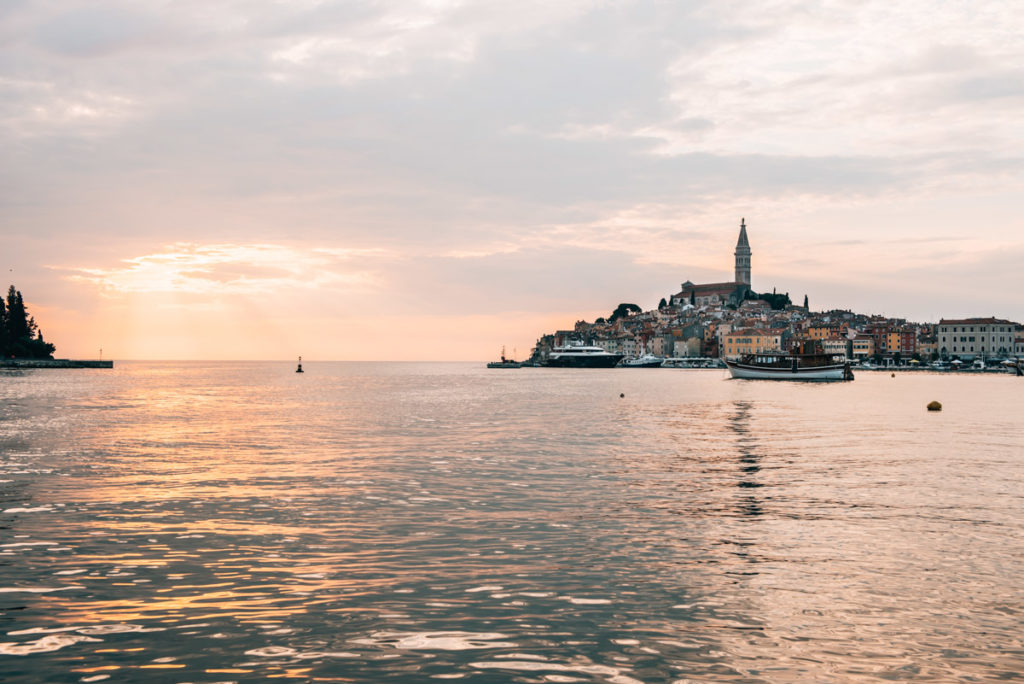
2, 0, 1022, 360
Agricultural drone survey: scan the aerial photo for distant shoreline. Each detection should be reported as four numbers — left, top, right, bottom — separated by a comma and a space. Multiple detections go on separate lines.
0, 359, 113, 369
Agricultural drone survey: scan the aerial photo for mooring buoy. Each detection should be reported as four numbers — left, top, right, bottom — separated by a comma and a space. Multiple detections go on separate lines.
927, 401, 942, 411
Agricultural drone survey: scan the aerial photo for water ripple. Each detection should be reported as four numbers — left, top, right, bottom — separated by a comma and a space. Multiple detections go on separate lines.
1, 363, 1022, 681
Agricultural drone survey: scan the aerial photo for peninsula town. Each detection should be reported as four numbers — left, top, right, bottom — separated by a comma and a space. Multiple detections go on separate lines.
529, 220, 1024, 367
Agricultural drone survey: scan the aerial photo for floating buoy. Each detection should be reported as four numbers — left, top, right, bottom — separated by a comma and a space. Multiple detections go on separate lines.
927, 401, 942, 411
891, 372, 895, 377
619, 393, 625, 398
296, 355, 304, 373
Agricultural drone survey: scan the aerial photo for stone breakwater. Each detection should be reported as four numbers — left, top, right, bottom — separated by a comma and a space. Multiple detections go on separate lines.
0, 359, 113, 369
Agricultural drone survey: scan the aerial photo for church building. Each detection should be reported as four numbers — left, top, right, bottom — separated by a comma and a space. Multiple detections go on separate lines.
671, 219, 753, 308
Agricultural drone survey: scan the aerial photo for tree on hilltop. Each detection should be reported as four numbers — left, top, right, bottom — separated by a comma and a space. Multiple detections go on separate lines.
609, 303, 641, 323
746, 289, 791, 310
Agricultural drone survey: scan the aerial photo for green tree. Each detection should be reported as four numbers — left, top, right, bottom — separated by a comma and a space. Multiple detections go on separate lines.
658, 297, 667, 309
803, 294, 809, 309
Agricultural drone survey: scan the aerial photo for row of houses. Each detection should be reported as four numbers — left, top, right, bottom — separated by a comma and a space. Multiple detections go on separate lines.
534, 303, 1024, 363
718, 317, 1023, 361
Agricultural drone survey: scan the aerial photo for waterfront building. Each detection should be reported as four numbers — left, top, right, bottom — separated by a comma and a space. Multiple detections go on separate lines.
937, 318, 1019, 359
821, 336, 848, 359
917, 334, 937, 360
648, 335, 670, 357
806, 324, 844, 340
851, 334, 875, 359
622, 337, 639, 358
722, 328, 782, 358
899, 328, 918, 357
886, 330, 902, 356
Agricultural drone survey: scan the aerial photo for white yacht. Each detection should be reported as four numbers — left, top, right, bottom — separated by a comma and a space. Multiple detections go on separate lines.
619, 353, 665, 368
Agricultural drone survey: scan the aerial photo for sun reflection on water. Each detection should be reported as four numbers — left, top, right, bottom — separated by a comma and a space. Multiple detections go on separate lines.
1, 364, 1023, 681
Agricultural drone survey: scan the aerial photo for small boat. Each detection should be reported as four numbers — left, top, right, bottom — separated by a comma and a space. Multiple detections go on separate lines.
662, 357, 720, 369
619, 353, 665, 368
724, 340, 853, 381
487, 346, 521, 369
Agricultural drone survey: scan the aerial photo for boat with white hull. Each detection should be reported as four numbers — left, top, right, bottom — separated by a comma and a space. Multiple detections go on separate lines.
619, 353, 665, 368
724, 341, 853, 381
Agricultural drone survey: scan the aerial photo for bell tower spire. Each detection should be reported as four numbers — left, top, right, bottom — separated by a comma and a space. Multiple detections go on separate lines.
734, 218, 751, 285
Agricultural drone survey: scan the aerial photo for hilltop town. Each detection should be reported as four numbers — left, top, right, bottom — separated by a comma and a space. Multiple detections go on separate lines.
529, 221, 1024, 365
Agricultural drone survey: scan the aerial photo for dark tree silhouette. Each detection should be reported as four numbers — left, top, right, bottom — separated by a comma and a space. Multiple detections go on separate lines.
3, 285, 56, 359
608, 303, 642, 323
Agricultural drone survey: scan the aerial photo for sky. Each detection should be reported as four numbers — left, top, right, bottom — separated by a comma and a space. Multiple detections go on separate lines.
2, 0, 1022, 360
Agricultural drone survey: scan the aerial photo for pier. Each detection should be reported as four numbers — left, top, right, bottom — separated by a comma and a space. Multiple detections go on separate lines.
1, 359, 113, 369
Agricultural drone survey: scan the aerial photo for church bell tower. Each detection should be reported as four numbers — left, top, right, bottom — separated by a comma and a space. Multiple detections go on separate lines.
734, 218, 751, 285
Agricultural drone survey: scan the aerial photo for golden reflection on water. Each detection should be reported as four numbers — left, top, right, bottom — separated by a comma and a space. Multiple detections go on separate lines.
1, 363, 1023, 681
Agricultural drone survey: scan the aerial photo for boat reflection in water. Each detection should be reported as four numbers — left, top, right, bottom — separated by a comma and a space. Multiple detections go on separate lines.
725, 340, 854, 381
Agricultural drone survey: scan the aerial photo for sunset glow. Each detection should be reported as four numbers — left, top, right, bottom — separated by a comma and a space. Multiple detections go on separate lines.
3, 0, 1022, 359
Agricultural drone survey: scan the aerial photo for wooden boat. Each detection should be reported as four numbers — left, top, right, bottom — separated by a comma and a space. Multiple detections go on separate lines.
724, 340, 853, 381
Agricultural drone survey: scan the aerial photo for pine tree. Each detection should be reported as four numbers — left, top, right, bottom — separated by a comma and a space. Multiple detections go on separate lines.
6, 286, 29, 341
658, 297, 667, 309
0, 297, 8, 356
2, 285, 55, 359
803, 294, 809, 310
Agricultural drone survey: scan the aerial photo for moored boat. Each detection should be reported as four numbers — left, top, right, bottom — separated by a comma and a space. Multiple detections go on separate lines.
662, 357, 721, 369
487, 346, 521, 369
545, 342, 623, 368
619, 353, 665, 368
724, 340, 853, 381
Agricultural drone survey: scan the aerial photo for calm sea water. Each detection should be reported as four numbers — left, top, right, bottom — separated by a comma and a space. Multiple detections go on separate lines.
1, 362, 1022, 682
